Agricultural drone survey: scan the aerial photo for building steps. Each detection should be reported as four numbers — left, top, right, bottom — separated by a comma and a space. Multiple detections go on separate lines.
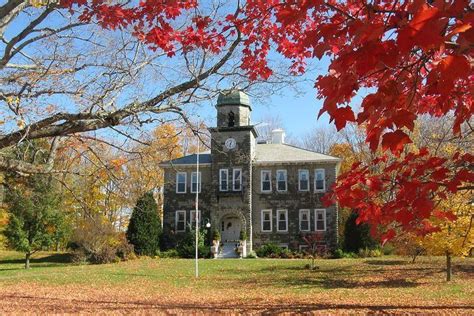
216, 242, 240, 259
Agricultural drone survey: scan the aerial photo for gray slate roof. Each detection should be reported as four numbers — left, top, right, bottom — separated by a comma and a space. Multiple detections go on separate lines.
161, 144, 340, 166
162, 152, 212, 166
254, 143, 341, 164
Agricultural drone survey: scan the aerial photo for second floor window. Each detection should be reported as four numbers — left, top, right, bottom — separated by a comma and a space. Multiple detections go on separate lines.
298, 169, 309, 191
233, 168, 242, 191
315, 169, 326, 192
219, 169, 228, 191
261, 170, 271, 192
191, 172, 201, 193
176, 172, 186, 193
276, 170, 287, 192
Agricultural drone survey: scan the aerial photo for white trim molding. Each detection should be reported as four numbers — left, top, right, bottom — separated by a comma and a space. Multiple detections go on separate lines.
190, 209, 201, 228
276, 209, 288, 232
219, 169, 229, 191
261, 209, 272, 232
298, 169, 310, 192
176, 172, 187, 194
276, 169, 288, 192
233, 168, 242, 191
190, 171, 201, 193
314, 169, 326, 192
261, 170, 272, 193
299, 209, 311, 232
315, 209, 327, 231
175, 210, 186, 232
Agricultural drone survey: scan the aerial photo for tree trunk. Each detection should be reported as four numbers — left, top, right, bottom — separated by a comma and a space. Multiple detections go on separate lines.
446, 251, 452, 282
25, 252, 31, 269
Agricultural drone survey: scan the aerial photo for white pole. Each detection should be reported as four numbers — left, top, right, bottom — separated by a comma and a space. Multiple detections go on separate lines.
195, 137, 200, 278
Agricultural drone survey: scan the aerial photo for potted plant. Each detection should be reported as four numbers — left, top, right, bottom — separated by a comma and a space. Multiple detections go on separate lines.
212, 228, 220, 245
238, 230, 247, 258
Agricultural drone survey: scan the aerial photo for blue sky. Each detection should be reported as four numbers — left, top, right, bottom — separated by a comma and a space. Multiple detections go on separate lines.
2, 4, 347, 144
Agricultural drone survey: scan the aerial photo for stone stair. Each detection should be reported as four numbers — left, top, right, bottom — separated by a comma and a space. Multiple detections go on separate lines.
216, 242, 240, 259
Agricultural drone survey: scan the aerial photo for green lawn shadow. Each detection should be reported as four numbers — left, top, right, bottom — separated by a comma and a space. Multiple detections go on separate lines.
0, 253, 73, 270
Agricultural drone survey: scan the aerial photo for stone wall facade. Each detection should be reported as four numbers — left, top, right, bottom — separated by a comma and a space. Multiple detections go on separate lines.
162, 159, 339, 252
161, 90, 339, 254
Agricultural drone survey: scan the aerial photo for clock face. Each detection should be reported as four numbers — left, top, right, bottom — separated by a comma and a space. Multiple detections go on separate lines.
225, 138, 236, 150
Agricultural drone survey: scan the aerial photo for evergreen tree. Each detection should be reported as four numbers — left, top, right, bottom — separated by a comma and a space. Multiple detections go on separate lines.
126, 191, 161, 256
4, 175, 64, 269
343, 211, 378, 253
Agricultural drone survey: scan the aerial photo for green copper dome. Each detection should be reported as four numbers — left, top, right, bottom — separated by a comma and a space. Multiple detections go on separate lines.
216, 90, 251, 107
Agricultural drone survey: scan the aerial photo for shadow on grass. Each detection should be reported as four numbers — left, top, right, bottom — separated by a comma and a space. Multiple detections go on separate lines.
0, 253, 73, 269
2, 294, 473, 313
365, 259, 407, 265
456, 264, 474, 274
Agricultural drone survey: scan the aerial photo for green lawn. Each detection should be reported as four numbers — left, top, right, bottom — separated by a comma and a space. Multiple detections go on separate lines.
0, 251, 473, 313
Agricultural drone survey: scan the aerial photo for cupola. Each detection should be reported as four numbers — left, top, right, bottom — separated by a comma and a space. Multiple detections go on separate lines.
216, 90, 252, 128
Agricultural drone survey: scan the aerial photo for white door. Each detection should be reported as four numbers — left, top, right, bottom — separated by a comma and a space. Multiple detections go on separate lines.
221, 217, 241, 242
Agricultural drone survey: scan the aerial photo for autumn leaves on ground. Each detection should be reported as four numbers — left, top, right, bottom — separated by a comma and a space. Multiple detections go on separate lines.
0, 251, 472, 314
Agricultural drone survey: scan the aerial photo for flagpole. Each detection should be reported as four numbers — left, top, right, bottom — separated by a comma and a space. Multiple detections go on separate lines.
195, 136, 200, 278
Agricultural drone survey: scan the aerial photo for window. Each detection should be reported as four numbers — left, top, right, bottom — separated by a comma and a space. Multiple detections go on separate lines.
299, 209, 310, 232
219, 169, 228, 191
315, 169, 326, 192
299, 245, 309, 252
276, 170, 287, 192
228, 111, 235, 127
175, 210, 186, 232
190, 210, 201, 228
315, 209, 326, 231
261, 170, 271, 192
298, 169, 309, 191
261, 209, 272, 232
233, 168, 242, 191
191, 172, 201, 193
176, 172, 186, 193
277, 209, 288, 232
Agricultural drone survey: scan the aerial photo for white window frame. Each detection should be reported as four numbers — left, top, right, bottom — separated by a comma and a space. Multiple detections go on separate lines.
314, 169, 326, 192
176, 172, 187, 194
276, 209, 288, 232
298, 169, 310, 192
299, 245, 309, 252
233, 168, 242, 191
190, 209, 201, 228
261, 209, 272, 232
261, 170, 272, 193
278, 243, 289, 250
190, 172, 201, 193
299, 209, 311, 232
276, 169, 287, 192
175, 210, 186, 232
315, 209, 327, 231
219, 169, 228, 192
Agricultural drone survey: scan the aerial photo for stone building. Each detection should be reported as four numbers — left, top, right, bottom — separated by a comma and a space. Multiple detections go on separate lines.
160, 90, 341, 257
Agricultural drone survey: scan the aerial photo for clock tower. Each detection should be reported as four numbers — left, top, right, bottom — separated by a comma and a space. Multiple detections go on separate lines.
209, 90, 257, 252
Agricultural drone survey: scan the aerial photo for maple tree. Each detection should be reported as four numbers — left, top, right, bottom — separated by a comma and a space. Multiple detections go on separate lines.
1, 1, 472, 250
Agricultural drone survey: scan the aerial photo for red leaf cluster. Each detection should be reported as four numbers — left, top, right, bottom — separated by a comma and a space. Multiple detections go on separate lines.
60, 1, 473, 241
323, 149, 474, 241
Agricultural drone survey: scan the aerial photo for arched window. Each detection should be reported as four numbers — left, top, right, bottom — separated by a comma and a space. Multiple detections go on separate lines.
228, 111, 235, 127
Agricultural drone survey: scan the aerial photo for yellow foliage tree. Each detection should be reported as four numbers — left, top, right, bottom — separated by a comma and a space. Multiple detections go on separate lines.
421, 191, 473, 281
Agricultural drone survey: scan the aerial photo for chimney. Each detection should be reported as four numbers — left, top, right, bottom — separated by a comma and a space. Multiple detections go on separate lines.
271, 129, 285, 144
